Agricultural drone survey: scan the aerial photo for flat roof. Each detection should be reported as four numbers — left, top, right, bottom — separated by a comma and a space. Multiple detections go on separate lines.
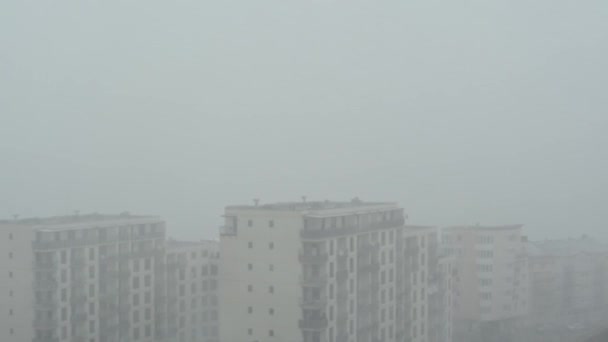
0, 213, 161, 231
444, 224, 523, 232
226, 199, 399, 214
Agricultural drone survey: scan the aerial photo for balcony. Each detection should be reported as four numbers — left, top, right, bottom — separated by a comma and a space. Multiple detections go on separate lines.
71, 312, 87, 324
70, 293, 87, 306
299, 252, 329, 264
35, 296, 58, 309
34, 278, 58, 291
299, 318, 329, 331
34, 259, 58, 270
34, 316, 58, 330
299, 296, 327, 309
300, 274, 328, 287
301, 218, 405, 240
220, 225, 237, 236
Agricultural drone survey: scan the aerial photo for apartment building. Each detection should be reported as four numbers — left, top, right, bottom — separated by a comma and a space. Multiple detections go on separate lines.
527, 237, 608, 328
428, 251, 454, 342
219, 199, 442, 342
0, 213, 166, 342
442, 225, 527, 342
165, 239, 220, 342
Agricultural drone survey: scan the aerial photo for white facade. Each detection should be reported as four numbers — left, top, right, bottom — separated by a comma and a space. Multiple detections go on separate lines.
165, 240, 220, 342
219, 200, 442, 342
1, 213, 166, 342
1, 223, 35, 342
442, 225, 527, 342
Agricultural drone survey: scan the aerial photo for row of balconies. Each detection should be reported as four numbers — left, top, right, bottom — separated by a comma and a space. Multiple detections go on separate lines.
300, 296, 328, 309
299, 318, 329, 330
300, 274, 328, 287
300, 217, 405, 240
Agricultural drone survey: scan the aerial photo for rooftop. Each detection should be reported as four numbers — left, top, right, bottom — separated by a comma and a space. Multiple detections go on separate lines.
529, 237, 608, 257
444, 224, 523, 232
226, 198, 398, 212
0, 212, 160, 231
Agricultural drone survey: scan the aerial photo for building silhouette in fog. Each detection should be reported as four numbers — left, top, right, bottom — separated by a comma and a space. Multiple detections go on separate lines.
1, 213, 167, 342
219, 199, 452, 342
443, 225, 528, 342
164, 239, 220, 342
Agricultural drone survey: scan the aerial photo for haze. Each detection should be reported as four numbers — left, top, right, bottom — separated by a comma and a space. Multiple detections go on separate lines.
1, 0, 607, 240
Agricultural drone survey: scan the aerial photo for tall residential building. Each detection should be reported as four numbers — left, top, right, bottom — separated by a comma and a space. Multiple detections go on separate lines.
527, 237, 608, 328
165, 239, 220, 342
442, 225, 528, 342
219, 199, 442, 342
0, 213, 166, 342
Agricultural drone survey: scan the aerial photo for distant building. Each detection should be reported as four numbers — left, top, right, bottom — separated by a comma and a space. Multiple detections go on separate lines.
164, 239, 220, 342
0, 213, 167, 342
442, 225, 528, 342
527, 237, 608, 328
219, 199, 447, 342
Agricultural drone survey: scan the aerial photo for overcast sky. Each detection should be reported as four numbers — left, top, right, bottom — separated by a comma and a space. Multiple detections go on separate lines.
1, 0, 607, 240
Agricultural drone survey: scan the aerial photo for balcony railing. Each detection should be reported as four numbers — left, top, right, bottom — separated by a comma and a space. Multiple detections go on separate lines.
299, 318, 329, 331
300, 274, 328, 287
33, 316, 58, 330
299, 252, 329, 264
301, 218, 405, 240
299, 296, 327, 309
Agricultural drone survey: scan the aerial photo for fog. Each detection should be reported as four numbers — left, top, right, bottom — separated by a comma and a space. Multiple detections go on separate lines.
2, 0, 607, 240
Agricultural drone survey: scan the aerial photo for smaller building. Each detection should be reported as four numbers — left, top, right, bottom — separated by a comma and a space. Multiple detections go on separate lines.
443, 224, 528, 342
165, 239, 220, 342
527, 237, 608, 329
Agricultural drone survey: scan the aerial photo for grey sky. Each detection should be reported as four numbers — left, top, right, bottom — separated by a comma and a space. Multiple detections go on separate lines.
1, 0, 607, 240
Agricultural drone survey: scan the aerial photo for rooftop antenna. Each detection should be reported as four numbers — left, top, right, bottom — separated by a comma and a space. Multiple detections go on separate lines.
301, 195, 307, 203
13, 214, 19, 220
253, 198, 260, 207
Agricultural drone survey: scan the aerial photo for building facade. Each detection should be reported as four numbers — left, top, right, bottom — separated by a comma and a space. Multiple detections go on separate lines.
527, 237, 608, 328
442, 225, 527, 342
219, 199, 445, 342
165, 239, 220, 342
1, 213, 166, 342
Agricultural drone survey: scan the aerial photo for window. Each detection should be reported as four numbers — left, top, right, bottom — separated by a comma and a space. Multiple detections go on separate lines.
269, 286, 274, 294
248, 328, 253, 336
248, 263, 253, 271
269, 220, 274, 228
269, 242, 274, 250
248, 242, 253, 249
269, 330, 274, 337
248, 285, 253, 292
269, 264, 274, 272
248, 306, 253, 314
9, 252, 13, 259
248, 220, 253, 227
269, 308, 274, 315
